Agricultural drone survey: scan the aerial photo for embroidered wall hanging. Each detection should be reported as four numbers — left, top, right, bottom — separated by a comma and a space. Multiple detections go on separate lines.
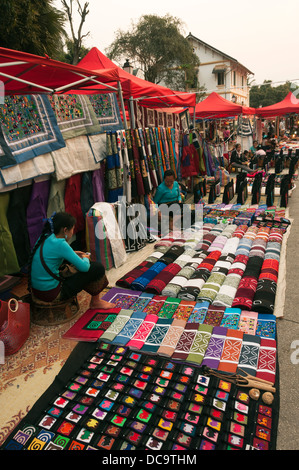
0, 94, 65, 168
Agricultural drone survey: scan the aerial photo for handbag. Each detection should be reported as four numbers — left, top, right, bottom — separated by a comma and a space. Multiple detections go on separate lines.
40, 240, 78, 281
0, 298, 30, 356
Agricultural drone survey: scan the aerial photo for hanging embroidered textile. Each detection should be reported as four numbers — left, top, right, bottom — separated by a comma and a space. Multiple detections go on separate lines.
48, 94, 102, 139
88, 93, 123, 132
0, 94, 65, 168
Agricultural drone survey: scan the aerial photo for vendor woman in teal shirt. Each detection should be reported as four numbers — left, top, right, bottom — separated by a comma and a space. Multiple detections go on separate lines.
153, 169, 182, 205
29, 212, 114, 309
153, 170, 183, 233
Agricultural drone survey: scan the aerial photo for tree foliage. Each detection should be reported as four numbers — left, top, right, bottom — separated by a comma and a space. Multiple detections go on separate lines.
249, 80, 299, 108
106, 14, 200, 91
0, 0, 66, 59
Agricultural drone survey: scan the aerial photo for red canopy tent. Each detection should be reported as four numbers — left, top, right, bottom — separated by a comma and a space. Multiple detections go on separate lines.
189, 92, 255, 119
0, 47, 120, 96
255, 92, 299, 118
76, 47, 196, 109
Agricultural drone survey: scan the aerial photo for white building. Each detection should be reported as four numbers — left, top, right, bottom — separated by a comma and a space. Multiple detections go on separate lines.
187, 33, 254, 106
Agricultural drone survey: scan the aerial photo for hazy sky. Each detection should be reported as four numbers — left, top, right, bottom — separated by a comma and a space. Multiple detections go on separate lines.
57, 0, 299, 88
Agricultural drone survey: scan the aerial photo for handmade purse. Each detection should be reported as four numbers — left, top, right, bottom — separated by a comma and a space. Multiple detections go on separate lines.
40, 239, 78, 280
0, 298, 30, 356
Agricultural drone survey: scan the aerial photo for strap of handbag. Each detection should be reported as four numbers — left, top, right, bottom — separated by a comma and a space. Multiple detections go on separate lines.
40, 239, 62, 282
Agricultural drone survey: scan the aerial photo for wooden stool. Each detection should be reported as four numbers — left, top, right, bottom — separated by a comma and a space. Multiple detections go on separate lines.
30, 294, 80, 326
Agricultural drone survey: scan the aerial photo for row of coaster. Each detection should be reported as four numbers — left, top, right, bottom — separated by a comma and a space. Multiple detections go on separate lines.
2, 342, 277, 451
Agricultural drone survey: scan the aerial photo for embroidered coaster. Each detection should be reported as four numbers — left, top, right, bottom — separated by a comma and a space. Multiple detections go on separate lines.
201, 326, 227, 369
186, 324, 213, 365
141, 318, 173, 354
237, 333, 261, 376
256, 338, 277, 384
172, 323, 200, 361
218, 329, 244, 373
126, 314, 159, 350
157, 319, 187, 357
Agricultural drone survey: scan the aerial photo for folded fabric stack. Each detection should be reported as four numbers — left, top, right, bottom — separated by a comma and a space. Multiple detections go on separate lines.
252, 227, 284, 313
232, 227, 270, 310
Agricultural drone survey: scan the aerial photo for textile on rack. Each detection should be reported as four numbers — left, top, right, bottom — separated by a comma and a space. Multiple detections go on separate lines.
87, 202, 127, 269
7, 185, 32, 267
0, 152, 55, 187
51, 135, 101, 181
88, 93, 123, 132
48, 94, 102, 139
0, 94, 65, 168
0, 192, 20, 276
105, 131, 123, 203
26, 179, 51, 249
64, 173, 85, 234
46, 178, 66, 217
92, 167, 106, 203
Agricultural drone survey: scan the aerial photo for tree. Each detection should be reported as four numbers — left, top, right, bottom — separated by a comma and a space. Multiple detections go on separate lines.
250, 80, 298, 108
106, 14, 200, 92
61, 0, 90, 64
0, 0, 66, 59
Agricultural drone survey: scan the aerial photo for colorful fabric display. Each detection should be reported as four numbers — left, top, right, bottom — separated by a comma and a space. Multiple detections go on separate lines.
144, 262, 185, 295
264, 242, 281, 261
212, 254, 248, 307
172, 323, 200, 361
173, 300, 196, 321
237, 334, 261, 376
258, 259, 279, 283
255, 314, 276, 339
116, 246, 169, 288
62, 308, 121, 342
218, 329, 244, 373
131, 260, 168, 291
187, 301, 210, 323
161, 251, 208, 297
130, 292, 154, 311
256, 338, 277, 384
197, 253, 235, 303
203, 306, 226, 326
186, 324, 213, 365
101, 287, 141, 309
141, 317, 173, 353
252, 279, 277, 314
238, 310, 258, 335
100, 309, 134, 343
111, 311, 147, 345
232, 256, 264, 310
178, 250, 222, 300
201, 326, 228, 369
131, 245, 185, 291
157, 318, 187, 357
157, 297, 181, 318
143, 296, 167, 315
126, 314, 159, 350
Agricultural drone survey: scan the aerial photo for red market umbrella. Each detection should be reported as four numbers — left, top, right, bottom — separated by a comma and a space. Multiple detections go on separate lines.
0, 47, 120, 96
190, 92, 255, 119
76, 47, 196, 109
255, 92, 299, 118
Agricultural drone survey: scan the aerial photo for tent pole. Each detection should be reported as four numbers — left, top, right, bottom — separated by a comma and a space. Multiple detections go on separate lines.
118, 82, 127, 130
129, 96, 135, 128
193, 106, 196, 129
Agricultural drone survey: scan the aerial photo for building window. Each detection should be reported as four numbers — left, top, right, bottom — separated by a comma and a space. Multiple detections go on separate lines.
217, 72, 225, 86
